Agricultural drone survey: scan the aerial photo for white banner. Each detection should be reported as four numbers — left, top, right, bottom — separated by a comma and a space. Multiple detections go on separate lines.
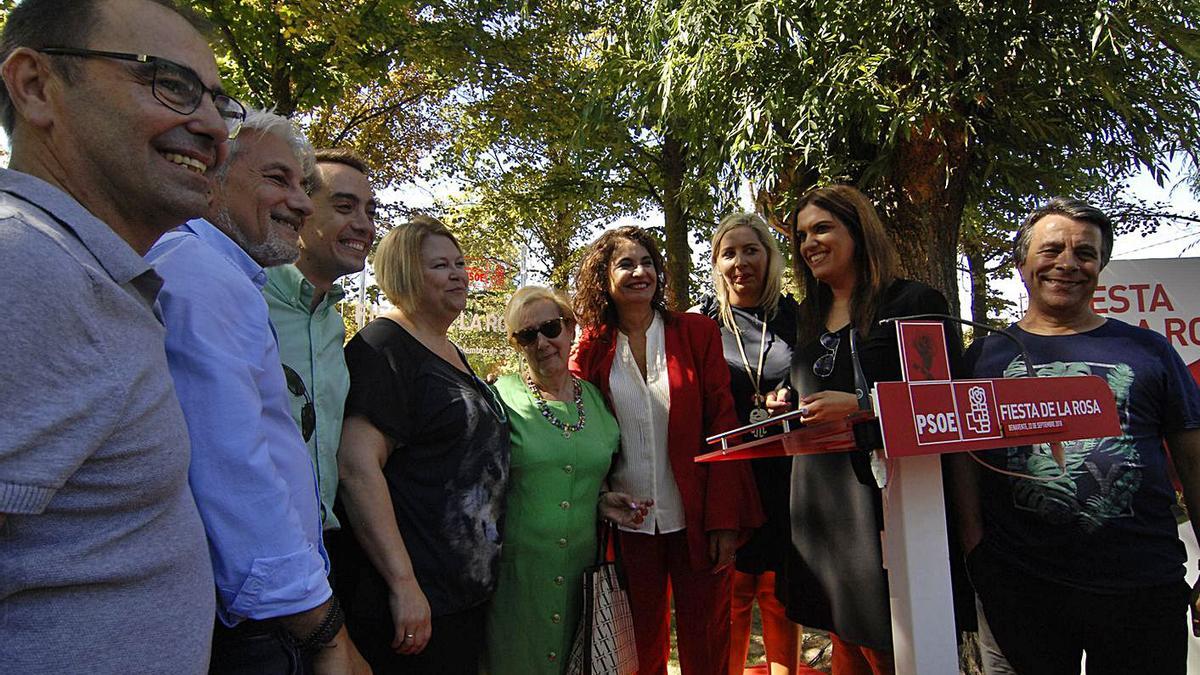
1094, 258, 1200, 371
1096, 258, 1200, 670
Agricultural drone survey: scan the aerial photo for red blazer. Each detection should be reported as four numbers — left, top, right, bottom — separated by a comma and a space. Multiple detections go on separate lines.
570, 311, 765, 570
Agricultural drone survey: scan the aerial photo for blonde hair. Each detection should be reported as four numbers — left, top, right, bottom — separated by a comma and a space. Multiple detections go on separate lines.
710, 212, 785, 329
504, 286, 576, 347
373, 215, 461, 317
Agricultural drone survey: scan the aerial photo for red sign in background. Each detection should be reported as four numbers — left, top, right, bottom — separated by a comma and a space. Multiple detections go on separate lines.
1095, 259, 1200, 387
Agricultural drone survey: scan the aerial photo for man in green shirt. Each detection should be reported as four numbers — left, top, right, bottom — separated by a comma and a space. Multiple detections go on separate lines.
265, 148, 376, 536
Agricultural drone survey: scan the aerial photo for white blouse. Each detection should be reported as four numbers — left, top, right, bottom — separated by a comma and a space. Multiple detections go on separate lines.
607, 312, 685, 534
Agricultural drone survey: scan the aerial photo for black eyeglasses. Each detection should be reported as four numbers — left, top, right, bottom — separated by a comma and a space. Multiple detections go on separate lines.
282, 365, 316, 442
813, 331, 840, 378
37, 47, 247, 139
513, 317, 567, 346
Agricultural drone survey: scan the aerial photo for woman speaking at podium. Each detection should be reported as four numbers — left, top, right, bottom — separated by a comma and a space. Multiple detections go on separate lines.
771, 185, 961, 675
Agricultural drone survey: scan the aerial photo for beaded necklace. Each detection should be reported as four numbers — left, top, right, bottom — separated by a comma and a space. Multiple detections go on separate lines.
525, 372, 587, 438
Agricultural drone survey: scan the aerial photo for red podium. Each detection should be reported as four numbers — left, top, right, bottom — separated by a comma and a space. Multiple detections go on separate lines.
698, 321, 1122, 674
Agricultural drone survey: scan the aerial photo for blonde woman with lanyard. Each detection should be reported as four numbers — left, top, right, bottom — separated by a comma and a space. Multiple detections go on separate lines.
696, 213, 802, 675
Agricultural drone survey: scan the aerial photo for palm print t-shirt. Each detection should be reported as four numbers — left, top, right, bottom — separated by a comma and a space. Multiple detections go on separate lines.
965, 319, 1200, 591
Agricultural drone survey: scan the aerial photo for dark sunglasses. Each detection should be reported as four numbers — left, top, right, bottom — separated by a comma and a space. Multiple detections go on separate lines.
513, 317, 567, 346
282, 365, 315, 442
813, 331, 840, 378
37, 47, 247, 138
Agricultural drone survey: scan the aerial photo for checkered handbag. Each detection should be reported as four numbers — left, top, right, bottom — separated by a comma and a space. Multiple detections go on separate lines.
566, 523, 638, 675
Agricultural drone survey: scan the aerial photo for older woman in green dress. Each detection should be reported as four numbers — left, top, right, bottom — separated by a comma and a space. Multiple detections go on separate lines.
485, 286, 651, 674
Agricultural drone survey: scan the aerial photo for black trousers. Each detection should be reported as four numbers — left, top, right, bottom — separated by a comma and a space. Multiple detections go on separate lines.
209, 617, 310, 675
969, 544, 1190, 675
346, 604, 486, 675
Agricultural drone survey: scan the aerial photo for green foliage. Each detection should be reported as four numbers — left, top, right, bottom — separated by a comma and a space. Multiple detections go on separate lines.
199, 0, 453, 209
302, 67, 447, 193
594, 0, 1200, 314
6, 0, 1198, 325
430, 2, 654, 288
609, 0, 1200, 201
198, 0, 417, 115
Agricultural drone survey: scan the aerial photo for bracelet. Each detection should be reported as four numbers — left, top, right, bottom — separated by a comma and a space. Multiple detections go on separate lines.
294, 596, 345, 656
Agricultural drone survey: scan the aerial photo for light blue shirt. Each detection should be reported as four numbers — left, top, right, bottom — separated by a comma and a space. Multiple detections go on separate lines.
147, 219, 331, 626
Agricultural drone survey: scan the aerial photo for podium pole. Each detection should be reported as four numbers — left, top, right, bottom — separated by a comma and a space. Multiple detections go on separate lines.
883, 453, 958, 674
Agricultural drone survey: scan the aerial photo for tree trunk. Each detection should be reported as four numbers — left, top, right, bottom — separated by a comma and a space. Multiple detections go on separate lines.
544, 209, 574, 291
268, 2, 297, 117
661, 133, 690, 310
886, 116, 969, 317
755, 155, 819, 237
963, 243, 991, 331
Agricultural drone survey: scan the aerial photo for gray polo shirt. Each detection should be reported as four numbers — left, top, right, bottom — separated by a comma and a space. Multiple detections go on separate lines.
0, 169, 214, 674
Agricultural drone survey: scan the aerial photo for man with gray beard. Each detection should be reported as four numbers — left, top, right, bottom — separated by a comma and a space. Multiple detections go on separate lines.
146, 108, 368, 675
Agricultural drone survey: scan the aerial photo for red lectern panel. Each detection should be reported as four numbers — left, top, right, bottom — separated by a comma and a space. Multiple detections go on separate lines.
698, 321, 1123, 464
875, 375, 1122, 458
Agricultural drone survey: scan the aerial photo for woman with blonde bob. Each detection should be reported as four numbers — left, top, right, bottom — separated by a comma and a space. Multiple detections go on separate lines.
570, 226, 763, 675
485, 286, 650, 674
696, 212, 802, 675
338, 215, 510, 673
771, 185, 960, 675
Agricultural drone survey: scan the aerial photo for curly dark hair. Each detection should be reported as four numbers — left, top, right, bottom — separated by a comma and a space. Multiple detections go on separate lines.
573, 226, 669, 331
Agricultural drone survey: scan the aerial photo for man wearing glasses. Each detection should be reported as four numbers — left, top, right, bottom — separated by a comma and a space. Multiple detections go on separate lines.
147, 111, 368, 674
264, 148, 376, 564
0, 0, 236, 673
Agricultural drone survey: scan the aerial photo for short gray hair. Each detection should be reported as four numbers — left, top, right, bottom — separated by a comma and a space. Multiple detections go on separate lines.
504, 286, 576, 345
1013, 197, 1114, 269
214, 108, 315, 185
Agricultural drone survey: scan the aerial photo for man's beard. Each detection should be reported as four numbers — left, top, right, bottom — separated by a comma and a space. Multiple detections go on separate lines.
211, 207, 300, 268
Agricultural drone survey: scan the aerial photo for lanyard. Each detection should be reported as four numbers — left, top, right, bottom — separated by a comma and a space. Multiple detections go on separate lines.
731, 307, 769, 404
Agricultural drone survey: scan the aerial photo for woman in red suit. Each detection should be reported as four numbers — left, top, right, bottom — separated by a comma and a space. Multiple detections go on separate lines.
570, 226, 764, 675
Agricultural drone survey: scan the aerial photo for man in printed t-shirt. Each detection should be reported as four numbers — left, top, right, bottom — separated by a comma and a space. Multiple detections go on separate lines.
959, 197, 1200, 674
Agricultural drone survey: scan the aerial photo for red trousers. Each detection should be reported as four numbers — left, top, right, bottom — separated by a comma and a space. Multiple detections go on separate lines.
620, 529, 731, 675
828, 632, 894, 675
730, 570, 801, 675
